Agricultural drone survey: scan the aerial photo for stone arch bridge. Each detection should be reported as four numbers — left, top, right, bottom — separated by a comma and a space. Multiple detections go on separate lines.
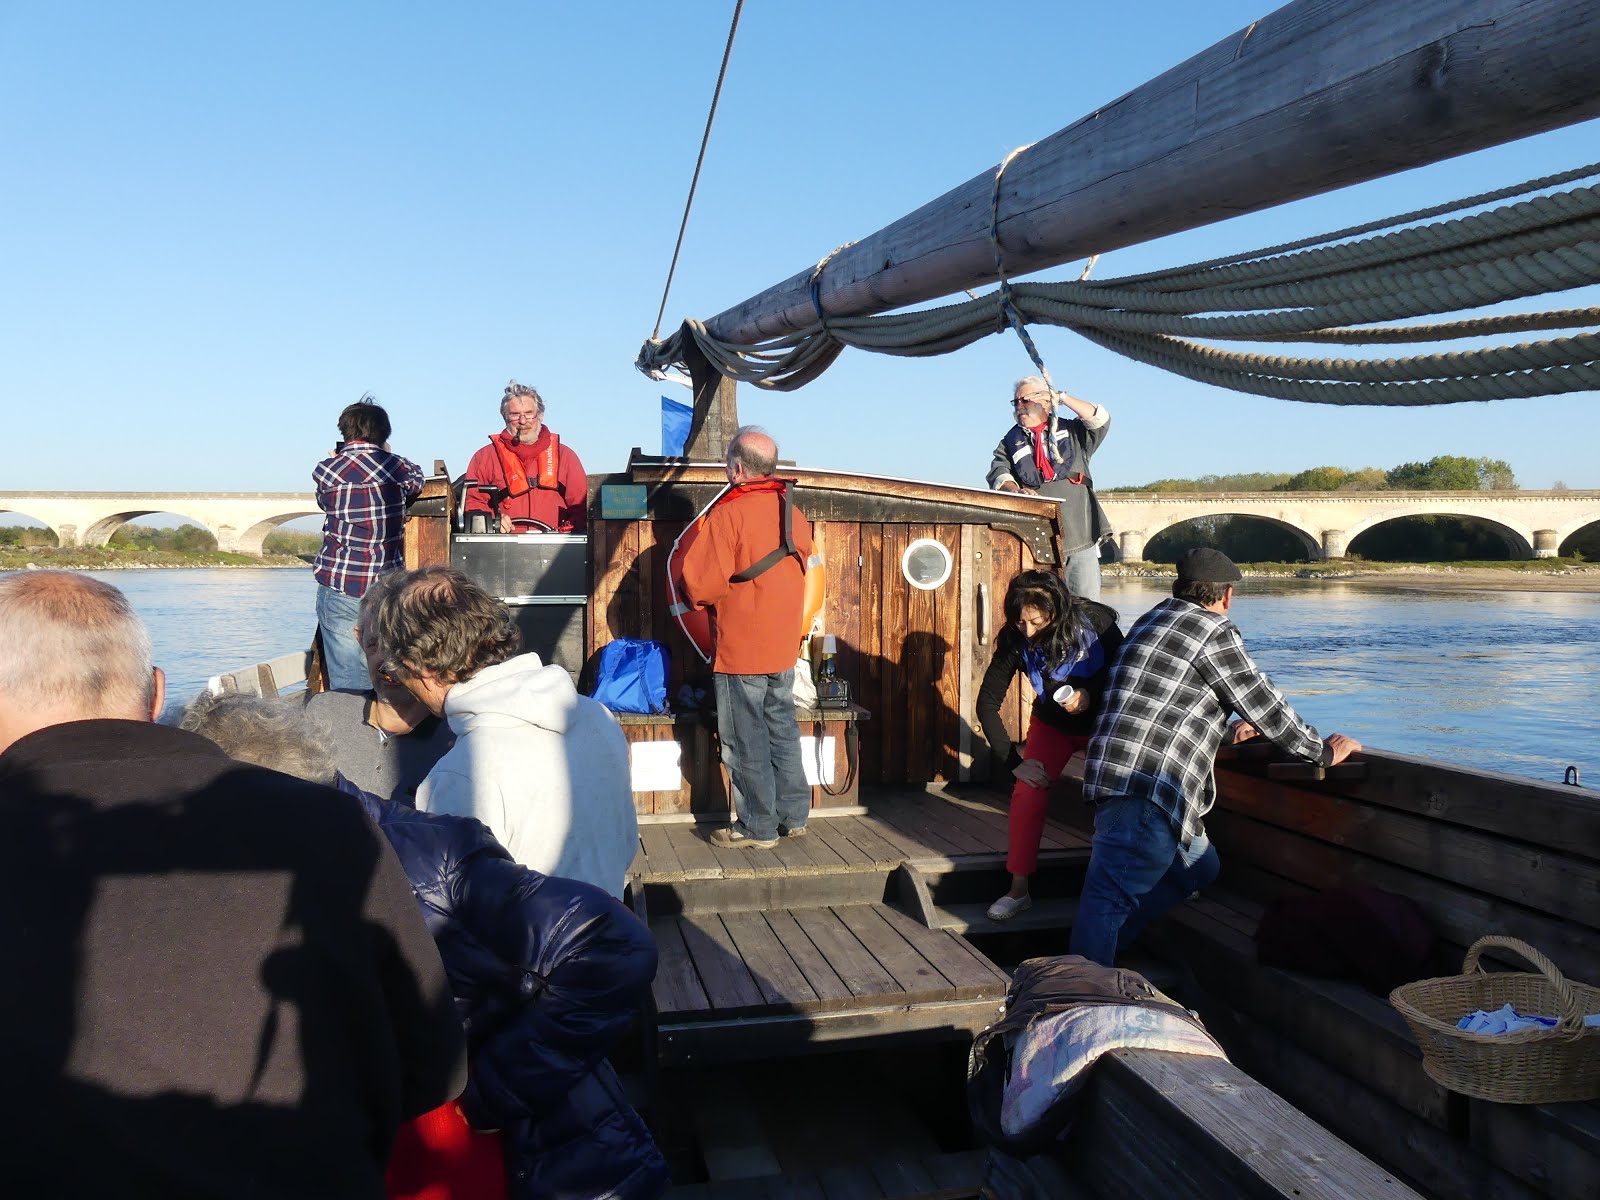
1098, 490, 1600, 561
0, 492, 320, 556
4, 489, 1600, 561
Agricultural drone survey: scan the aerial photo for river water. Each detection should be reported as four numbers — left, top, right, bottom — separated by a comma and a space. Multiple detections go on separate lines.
35, 568, 1600, 788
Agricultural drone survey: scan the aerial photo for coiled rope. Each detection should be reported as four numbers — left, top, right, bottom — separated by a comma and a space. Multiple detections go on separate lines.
637, 160, 1600, 406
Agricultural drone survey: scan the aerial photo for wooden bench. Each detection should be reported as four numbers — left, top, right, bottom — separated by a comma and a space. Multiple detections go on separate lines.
649, 901, 1008, 1065
1117, 748, 1600, 1200
662, 1050, 1428, 1199
619, 705, 868, 818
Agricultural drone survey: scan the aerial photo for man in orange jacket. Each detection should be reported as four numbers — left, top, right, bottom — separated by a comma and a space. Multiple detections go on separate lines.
463, 381, 588, 533
681, 427, 816, 849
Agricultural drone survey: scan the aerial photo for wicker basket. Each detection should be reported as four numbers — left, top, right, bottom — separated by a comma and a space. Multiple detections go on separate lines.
1390, 936, 1600, 1104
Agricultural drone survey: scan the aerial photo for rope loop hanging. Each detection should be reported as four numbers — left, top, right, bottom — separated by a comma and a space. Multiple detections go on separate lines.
808, 242, 855, 332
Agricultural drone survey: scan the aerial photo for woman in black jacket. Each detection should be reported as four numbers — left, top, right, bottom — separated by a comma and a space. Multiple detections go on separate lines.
181, 692, 670, 1200
975, 570, 1122, 922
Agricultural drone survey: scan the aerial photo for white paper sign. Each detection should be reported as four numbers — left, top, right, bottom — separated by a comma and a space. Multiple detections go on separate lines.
630, 740, 683, 792
799, 735, 836, 786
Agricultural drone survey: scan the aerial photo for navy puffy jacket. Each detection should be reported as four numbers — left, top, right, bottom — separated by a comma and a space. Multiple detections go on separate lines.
347, 785, 670, 1200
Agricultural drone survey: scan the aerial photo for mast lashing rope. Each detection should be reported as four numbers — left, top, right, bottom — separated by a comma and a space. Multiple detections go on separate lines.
638, 161, 1600, 407
649, 0, 745, 342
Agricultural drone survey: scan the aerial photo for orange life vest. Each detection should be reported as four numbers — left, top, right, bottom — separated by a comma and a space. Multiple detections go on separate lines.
487, 430, 561, 498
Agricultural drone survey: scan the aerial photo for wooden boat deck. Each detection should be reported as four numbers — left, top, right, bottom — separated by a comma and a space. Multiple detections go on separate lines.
628, 785, 1091, 883
634, 786, 1086, 1064
650, 900, 1009, 1064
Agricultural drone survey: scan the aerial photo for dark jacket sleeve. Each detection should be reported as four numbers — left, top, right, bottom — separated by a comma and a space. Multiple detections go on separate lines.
1075, 602, 1125, 723
976, 633, 1025, 768
359, 814, 470, 1118
454, 858, 658, 1128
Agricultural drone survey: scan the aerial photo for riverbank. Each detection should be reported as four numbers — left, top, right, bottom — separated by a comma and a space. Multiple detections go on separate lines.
0, 547, 310, 571
1105, 558, 1600, 592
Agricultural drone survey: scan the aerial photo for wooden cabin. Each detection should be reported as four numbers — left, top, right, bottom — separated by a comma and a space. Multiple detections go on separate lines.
404, 453, 1061, 823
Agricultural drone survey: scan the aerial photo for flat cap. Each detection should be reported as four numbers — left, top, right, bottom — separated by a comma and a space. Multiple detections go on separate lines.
1176, 547, 1243, 583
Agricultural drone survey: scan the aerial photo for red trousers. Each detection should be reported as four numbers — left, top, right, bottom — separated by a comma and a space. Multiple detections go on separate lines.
1007, 720, 1089, 877
386, 1100, 507, 1200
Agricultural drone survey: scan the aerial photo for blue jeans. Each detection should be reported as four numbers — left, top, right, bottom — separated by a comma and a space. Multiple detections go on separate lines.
714, 669, 812, 840
1070, 795, 1221, 966
1064, 544, 1102, 601
315, 583, 369, 692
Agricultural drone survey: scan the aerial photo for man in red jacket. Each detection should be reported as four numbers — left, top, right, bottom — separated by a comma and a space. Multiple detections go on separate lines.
681, 427, 816, 849
463, 381, 588, 533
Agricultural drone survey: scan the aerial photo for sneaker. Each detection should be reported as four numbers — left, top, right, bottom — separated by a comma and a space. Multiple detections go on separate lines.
778, 824, 808, 838
709, 826, 779, 849
986, 893, 1033, 922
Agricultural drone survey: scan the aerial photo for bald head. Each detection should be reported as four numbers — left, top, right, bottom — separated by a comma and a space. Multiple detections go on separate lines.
727, 426, 778, 481
0, 571, 163, 754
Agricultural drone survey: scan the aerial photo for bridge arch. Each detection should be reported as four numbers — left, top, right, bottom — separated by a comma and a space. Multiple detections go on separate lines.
80, 510, 219, 550
235, 510, 323, 556
0, 506, 63, 547
1140, 512, 1321, 563
1340, 509, 1534, 560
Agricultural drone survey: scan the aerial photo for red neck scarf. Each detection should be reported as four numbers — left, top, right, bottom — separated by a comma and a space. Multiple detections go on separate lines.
1031, 425, 1057, 482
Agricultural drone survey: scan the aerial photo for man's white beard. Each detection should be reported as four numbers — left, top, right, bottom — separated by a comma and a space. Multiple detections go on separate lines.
514, 426, 542, 444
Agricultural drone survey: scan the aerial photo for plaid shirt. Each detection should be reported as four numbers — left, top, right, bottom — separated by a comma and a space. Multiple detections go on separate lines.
1084, 597, 1327, 843
311, 442, 424, 596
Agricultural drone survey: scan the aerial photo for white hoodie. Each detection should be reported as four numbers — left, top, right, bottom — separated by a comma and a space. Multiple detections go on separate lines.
416, 653, 637, 898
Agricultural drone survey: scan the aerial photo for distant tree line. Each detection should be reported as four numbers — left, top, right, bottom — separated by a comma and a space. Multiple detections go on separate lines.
0, 523, 322, 558
1107, 455, 1559, 563
1105, 455, 1519, 495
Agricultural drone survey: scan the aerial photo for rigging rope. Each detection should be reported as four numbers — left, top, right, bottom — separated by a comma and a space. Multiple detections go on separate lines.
649, 0, 745, 342
637, 160, 1600, 407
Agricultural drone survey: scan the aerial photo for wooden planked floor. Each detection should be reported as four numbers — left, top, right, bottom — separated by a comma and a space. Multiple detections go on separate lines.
651, 900, 1010, 1063
653, 902, 1009, 1022
631, 785, 1091, 883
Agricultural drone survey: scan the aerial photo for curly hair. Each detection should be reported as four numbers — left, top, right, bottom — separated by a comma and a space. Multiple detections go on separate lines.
999, 569, 1098, 665
180, 692, 337, 786
371, 565, 522, 685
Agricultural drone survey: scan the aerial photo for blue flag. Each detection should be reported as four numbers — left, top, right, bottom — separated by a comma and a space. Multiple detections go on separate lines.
661, 395, 693, 456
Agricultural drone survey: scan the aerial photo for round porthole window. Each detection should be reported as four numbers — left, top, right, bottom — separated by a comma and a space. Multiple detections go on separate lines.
901, 538, 953, 590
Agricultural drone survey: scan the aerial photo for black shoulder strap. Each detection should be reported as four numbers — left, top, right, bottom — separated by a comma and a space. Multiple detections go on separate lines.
729, 483, 803, 583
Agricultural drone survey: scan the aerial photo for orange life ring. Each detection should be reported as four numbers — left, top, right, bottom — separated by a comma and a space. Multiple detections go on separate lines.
666, 485, 728, 665
666, 486, 827, 665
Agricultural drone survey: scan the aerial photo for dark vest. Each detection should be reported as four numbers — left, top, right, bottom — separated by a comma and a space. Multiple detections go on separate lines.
1000, 422, 1082, 490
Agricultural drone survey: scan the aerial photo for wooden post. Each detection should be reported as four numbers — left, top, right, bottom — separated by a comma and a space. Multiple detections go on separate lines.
682, 335, 739, 462
681, 0, 1600, 347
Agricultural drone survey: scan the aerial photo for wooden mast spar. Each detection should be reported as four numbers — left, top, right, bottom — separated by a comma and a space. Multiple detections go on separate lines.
653, 0, 1600, 454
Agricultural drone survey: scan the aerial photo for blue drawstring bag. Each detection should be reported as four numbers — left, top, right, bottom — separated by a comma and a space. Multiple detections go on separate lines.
590, 638, 670, 715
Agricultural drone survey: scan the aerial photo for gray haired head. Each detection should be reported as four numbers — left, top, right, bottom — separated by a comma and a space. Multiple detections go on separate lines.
0, 570, 155, 721
179, 692, 338, 786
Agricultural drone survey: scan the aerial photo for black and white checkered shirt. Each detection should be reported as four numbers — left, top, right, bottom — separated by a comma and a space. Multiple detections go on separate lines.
1084, 597, 1327, 843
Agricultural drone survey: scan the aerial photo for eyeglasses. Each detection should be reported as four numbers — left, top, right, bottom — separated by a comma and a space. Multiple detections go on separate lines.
1012, 396, 1047, 408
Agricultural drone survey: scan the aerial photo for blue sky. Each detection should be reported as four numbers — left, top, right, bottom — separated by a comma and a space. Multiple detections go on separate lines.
2, 0, 1597, 507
